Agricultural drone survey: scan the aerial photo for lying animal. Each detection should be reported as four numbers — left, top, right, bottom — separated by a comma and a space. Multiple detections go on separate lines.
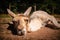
29, 10, 60, 31
7, 7, 60, 36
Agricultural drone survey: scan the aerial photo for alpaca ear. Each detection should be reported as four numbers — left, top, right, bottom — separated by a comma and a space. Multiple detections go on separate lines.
24, 7, 32, 16
7, 9, 16, 18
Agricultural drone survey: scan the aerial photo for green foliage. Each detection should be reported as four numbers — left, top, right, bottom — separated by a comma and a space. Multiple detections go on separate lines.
0, 14, 10, 18
0, 0, 60, 14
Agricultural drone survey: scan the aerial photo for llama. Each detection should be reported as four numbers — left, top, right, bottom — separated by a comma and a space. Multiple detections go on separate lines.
7, 7, 60, 36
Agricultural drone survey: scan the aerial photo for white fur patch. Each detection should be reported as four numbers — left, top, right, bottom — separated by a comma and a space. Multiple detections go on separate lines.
29, 18, 43, 31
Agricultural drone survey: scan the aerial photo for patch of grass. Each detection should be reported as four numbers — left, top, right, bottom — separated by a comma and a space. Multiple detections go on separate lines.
0, 14, 11, 18
0, 18, 12, 24
0, 14, 60, 18
53, 14, 60, 18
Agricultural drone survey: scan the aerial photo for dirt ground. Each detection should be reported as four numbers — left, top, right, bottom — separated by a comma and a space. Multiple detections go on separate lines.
0, 18, 60, 40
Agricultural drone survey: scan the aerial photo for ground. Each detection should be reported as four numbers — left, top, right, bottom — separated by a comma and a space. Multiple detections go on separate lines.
0, 18, 60, 40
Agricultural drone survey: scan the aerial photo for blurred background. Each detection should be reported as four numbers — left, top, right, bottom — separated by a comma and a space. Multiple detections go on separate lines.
0, 0, 60, 14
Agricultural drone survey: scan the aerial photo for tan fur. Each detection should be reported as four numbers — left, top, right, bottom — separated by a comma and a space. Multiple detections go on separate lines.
7, 7, 60, 36
7, 7, 32, 36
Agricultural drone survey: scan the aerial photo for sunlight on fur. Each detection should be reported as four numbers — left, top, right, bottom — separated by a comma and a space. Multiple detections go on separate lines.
29, 18, 43, 31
